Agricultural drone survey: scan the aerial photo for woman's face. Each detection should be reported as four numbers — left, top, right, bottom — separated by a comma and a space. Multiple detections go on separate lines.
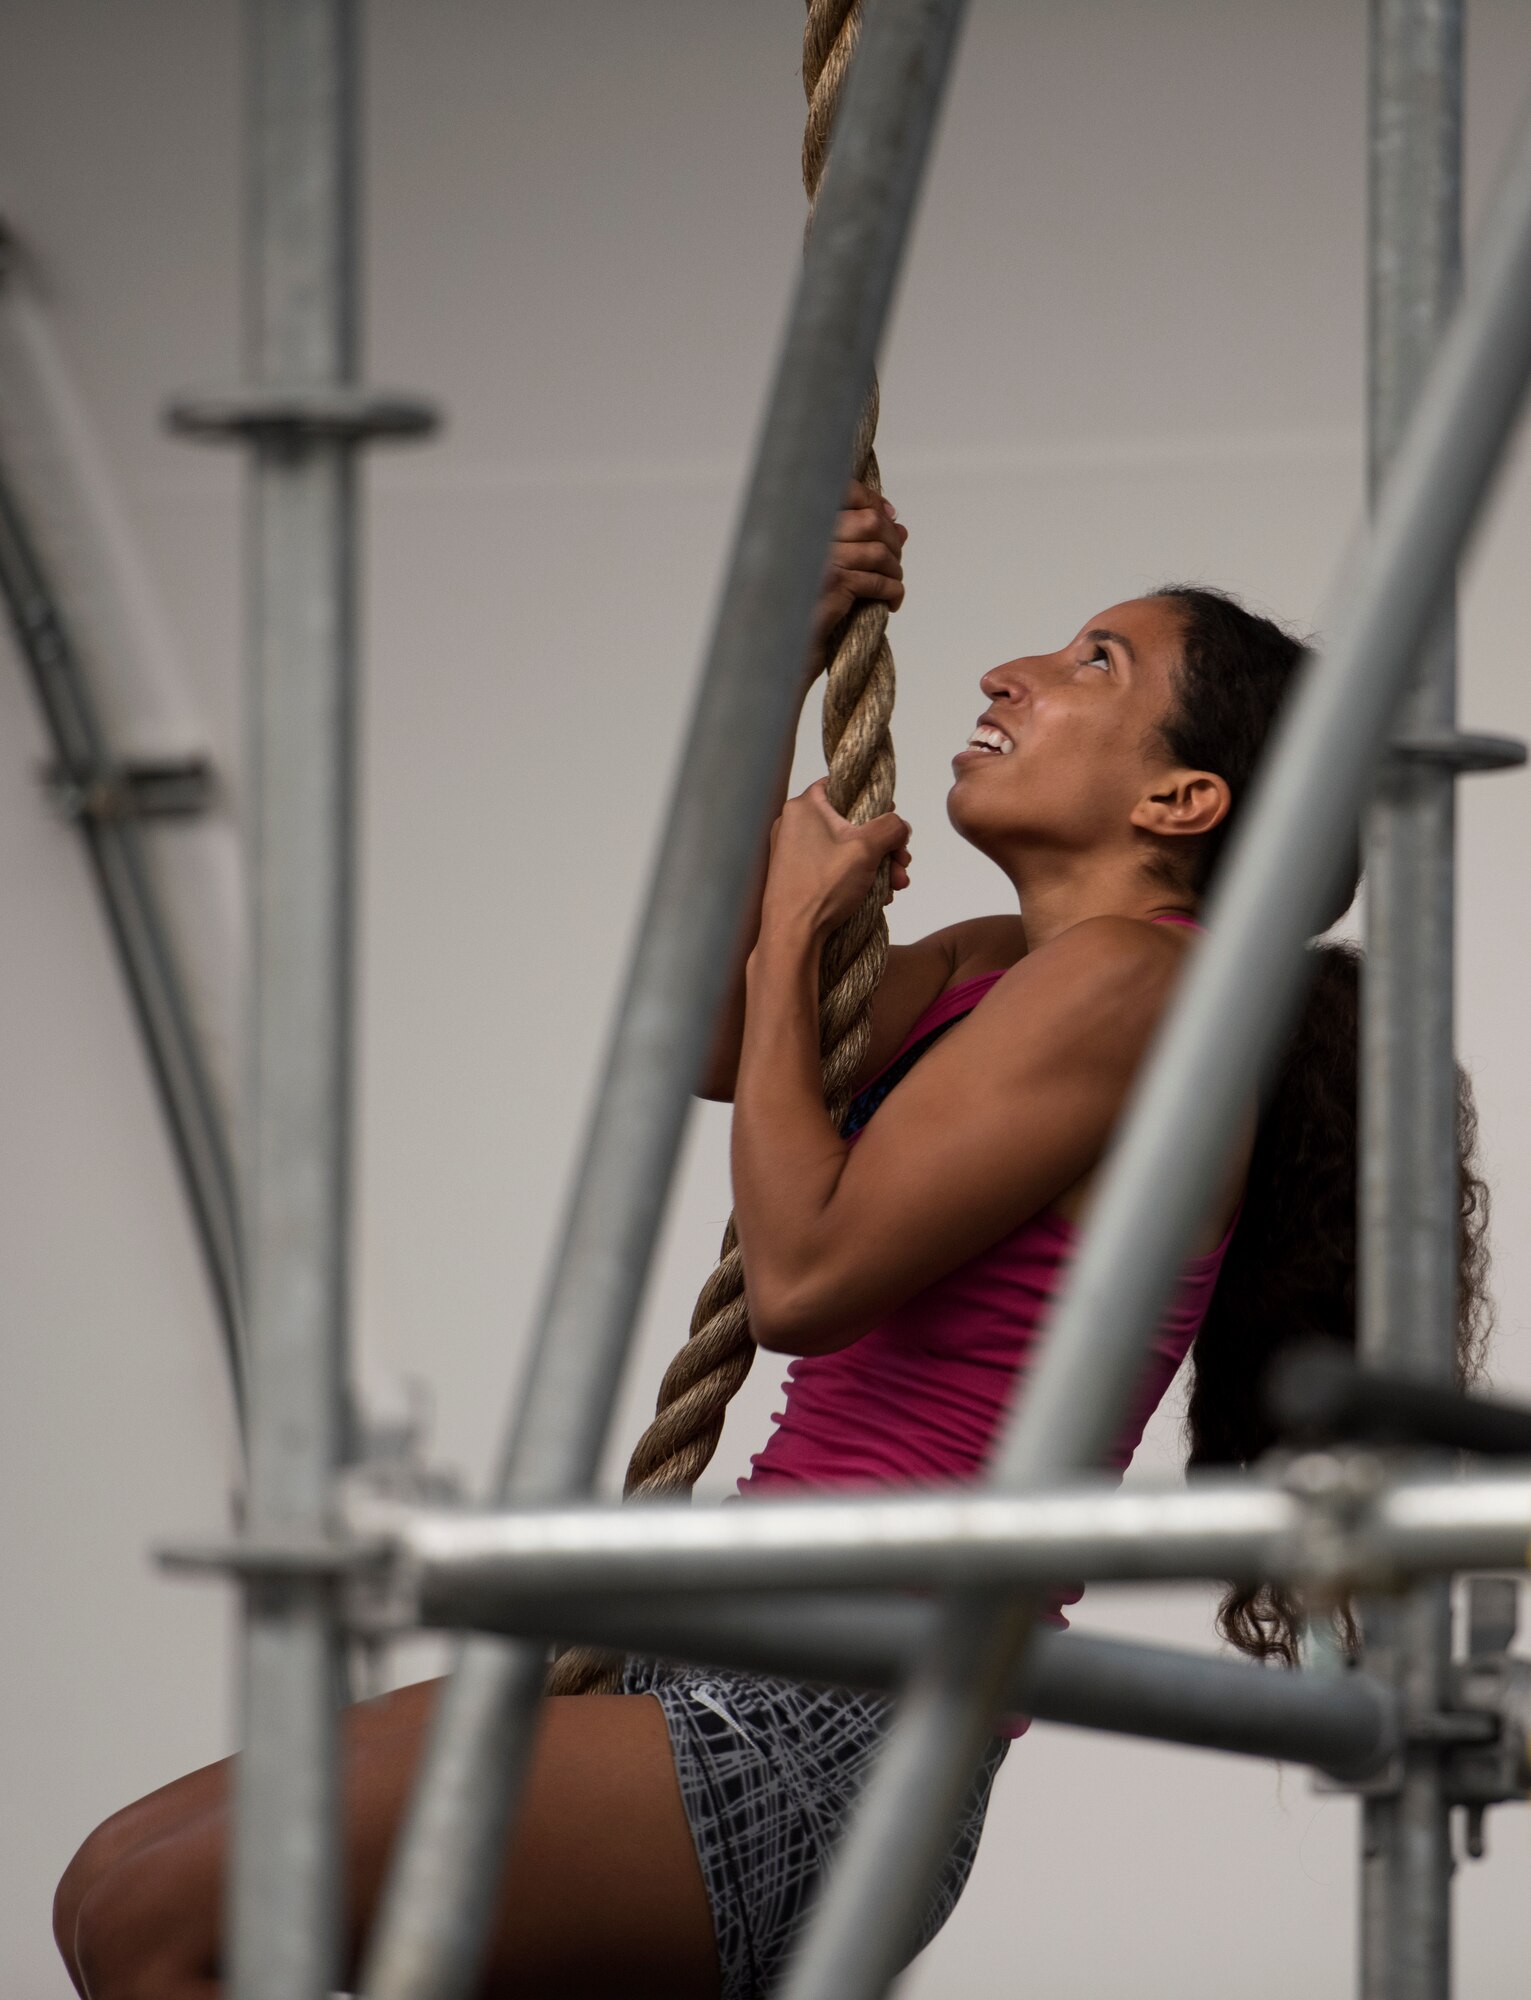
947, 594, 1195, 867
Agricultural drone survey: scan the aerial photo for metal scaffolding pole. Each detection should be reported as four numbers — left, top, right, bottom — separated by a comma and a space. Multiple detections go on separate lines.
167, 3, 430, 1993
423, 1589, 1401, 1782
224, 10, 357, 1993
357, 6, 968, 1996
778, 68, 1531, 2000
1361, 6, 1463, 1995
343, 1464, 1531, 1601
0, 446, 245, 1421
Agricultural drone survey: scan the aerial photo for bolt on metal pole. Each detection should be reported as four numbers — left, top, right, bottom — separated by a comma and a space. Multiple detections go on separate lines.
780, 58, 1531, 2000
1360, 6, 1463, 1997
357, 5, 968, 1995
227, 6, 360, 1995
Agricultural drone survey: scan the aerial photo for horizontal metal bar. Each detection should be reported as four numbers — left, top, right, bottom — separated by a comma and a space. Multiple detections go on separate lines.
1388, 727, 1526, 771
1271, 1343, 1531, 1457
435, 1587, 1398, 1781
347, 1465, 1531, 1604
1024, 1628, 1397, 1781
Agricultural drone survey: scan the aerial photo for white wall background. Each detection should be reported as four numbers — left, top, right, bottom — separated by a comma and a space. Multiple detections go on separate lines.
3, 3, 1531, 1994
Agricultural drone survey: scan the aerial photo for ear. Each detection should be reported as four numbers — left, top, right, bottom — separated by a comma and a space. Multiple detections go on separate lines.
1129, 769, 1231, 843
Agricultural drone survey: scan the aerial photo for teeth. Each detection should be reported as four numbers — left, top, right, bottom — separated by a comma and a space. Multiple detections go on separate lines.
967, 726, 1013, 755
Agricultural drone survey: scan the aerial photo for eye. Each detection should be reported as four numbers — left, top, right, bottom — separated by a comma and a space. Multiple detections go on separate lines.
1083, 646, 1111, 671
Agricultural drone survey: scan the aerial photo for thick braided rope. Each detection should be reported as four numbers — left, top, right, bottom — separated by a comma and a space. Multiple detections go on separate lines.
548, 0, 894, 1696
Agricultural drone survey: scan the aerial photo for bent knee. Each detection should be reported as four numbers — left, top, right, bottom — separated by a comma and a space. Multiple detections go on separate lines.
72, 1828, 221, 2000
54, 1813, 133, 1977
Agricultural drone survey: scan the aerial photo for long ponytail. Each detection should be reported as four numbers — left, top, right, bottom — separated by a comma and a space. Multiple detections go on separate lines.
1152, 587, 1493, 1666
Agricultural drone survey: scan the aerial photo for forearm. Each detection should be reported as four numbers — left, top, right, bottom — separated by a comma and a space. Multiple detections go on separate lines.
731, 922, 849, 1342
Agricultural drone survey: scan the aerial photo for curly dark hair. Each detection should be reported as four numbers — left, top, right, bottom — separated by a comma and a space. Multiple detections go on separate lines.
1149, 585, 1494, 1667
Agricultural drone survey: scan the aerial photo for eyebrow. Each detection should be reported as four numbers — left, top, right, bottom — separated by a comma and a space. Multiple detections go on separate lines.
1085, 626, 1137, 666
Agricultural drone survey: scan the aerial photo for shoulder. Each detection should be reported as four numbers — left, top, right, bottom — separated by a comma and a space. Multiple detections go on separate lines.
843, 913, 1027, 1100
931, 913, 1029, 982
979, 916, 1184, 1061
1028, 913, 1184, 978
876, 912, 1027, 1013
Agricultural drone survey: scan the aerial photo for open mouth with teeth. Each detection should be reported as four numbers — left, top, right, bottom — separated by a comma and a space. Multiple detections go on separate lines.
964, 724, 1014, 756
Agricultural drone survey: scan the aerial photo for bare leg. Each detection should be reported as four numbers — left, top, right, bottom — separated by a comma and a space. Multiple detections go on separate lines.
61, 1678, 719, 2000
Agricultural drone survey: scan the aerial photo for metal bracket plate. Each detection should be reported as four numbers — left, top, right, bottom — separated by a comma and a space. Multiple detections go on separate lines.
43, 755, 215, 823
168, 385, 440, 444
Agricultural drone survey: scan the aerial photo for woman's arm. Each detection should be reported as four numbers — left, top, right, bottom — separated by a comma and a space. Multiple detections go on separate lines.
732, 790, 1184, 1354
696, 482, 911, 1100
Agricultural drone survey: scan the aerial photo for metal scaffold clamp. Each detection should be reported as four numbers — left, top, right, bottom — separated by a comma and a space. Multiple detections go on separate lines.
1313, 1573, 1531, 1865
1450, 1579, 1531, 1858
1281, 1443, 1396, 1597
1273, 1359, 1531, 1847
42, 755, 215, 824
167, 385, 440, 445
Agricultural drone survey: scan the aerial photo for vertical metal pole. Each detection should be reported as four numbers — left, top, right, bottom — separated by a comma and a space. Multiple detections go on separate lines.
1360, 6, 1463, 1997
229, 4, 357, 1994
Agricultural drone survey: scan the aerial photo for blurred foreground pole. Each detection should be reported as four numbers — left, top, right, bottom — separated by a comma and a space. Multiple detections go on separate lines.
1360, 5, 1462, 1997
357, 4, 969, 1997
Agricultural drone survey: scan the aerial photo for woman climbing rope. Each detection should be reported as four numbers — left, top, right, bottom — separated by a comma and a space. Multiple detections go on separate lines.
54, 485, 1491, 1999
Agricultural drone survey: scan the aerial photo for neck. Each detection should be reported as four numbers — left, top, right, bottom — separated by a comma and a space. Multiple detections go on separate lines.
999, 847, 1197, 952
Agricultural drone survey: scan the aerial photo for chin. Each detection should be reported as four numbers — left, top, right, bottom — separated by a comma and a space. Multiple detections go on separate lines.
945, 778, 1005, 858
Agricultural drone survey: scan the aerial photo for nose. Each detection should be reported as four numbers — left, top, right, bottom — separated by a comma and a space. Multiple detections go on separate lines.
980, 656, 1033, 702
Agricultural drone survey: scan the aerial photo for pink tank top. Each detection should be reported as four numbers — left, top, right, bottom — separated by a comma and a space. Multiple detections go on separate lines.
738, 913, 1234, 1499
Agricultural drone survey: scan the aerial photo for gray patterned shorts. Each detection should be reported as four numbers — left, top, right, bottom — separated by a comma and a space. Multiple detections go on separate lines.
619, 1657, 1008, 2000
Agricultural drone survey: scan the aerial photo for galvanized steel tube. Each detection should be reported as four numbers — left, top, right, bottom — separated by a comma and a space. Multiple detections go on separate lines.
389, 1478, 1300, 1597
448, 1593, 1398, 1780
0, 452, 245, 1417
362, 1468, 1531, 1602
226, 4, 358, 1997
1360, 7, 1463, 1995
357, 7, 969, 1995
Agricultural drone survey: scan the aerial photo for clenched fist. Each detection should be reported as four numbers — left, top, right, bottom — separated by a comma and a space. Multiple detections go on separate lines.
809, 478, 909, 669
762, 779, 912, 941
